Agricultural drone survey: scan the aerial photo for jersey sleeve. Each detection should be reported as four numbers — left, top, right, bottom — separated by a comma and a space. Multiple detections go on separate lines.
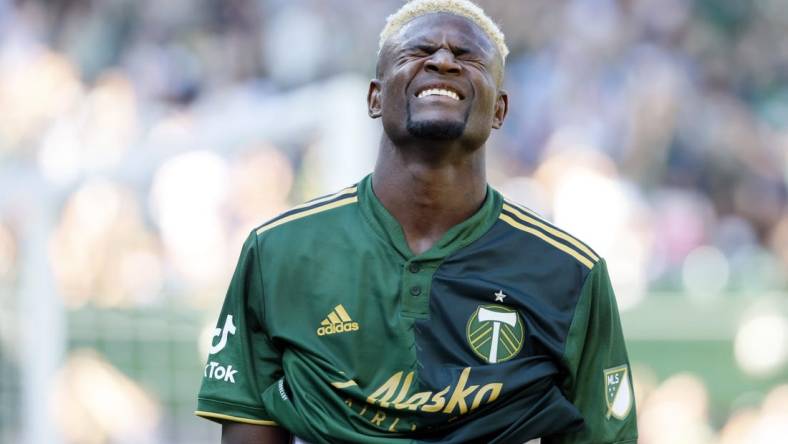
548, 259, 638, 444
195, 231, 282, 426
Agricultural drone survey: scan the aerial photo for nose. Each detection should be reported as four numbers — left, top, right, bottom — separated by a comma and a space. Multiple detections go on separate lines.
425, 48, 461, 76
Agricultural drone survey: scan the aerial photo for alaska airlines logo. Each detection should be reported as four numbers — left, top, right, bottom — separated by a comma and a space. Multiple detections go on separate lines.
317, 304, 359, 336
365, 367, 502, 416
466, 304, 524, 364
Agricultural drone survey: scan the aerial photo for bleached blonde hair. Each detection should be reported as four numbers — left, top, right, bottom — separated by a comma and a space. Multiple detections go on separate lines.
379, 0, 509, 64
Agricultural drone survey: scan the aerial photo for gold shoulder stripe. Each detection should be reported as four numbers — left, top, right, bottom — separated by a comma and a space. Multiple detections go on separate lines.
195, 411, 278, 426
256, 196, 358, 234
502, 202, 599, 262
499, 213, 595, 269
291, 185, 357, 212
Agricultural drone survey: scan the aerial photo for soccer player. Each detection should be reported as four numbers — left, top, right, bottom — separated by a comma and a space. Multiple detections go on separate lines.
196, 1, 638, 443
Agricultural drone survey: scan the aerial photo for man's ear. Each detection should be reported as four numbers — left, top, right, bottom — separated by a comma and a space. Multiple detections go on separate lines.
492, 90, 508, 129
368, 79, 383, 119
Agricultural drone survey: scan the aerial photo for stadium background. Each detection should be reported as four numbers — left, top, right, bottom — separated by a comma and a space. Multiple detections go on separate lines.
0, 0, 787, 443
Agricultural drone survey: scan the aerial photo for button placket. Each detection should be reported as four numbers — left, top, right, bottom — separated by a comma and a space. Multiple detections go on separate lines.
400, 262, 432, 318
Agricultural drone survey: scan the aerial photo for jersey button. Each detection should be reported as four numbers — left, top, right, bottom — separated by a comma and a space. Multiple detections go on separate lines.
410, 286, 422, 296
408, 263, 421, 273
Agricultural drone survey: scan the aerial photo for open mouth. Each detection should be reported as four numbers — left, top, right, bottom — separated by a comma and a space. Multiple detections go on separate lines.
415, 85, 463, 101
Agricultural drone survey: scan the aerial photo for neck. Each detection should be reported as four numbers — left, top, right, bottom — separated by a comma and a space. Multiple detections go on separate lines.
372, 135, 487, 255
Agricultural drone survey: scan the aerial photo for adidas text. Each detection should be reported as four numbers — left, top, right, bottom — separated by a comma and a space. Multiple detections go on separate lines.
317, 322, 359, 336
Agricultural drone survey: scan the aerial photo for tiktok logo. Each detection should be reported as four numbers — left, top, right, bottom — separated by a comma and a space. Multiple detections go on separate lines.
205, 361, 238, 383
204, 315, 240, 384
209, 314, 236, 355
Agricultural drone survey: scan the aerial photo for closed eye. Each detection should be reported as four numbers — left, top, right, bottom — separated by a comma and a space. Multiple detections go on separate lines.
457, 54, 486, 69
452, 46, 470, 57
414, 45, 438, 55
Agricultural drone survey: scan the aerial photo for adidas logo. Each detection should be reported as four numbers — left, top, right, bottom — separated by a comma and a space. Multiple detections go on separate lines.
317, 304, 359, 336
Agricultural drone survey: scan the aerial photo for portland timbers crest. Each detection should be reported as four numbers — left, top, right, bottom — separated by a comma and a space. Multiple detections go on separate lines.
604, 365, 633, 420
466, 304, 524, 364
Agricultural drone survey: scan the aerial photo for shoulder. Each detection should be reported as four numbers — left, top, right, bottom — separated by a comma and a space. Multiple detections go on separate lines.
496, 198, 601, 272
254, 183, 360, 239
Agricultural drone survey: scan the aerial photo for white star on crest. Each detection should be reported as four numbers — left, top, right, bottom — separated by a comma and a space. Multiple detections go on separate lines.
494, 290, 507, 302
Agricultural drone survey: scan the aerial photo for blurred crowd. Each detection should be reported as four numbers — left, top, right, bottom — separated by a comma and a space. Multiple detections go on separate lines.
0, 0, 787, 443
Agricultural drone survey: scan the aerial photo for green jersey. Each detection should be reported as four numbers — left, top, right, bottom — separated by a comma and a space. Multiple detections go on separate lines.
196, 174, 637, 443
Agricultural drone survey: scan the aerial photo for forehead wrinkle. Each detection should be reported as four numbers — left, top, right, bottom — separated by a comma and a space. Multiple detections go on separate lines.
402, 33, 490, 56
397, 14, 498, 58
376, 14, 504, 83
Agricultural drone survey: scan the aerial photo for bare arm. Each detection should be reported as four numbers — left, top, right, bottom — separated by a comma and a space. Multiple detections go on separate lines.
221, 422, 292, 444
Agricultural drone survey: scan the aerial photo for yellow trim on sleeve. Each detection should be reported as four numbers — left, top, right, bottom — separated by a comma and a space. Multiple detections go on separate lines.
499, 214, 595, 269
194, 411, 279, 426
502, 203, 599, 262
257, 196, 358, 234
290, 186, 357, 212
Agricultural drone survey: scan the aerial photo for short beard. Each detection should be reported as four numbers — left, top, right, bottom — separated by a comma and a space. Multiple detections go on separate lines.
406, 104, 467, 140
406, 119, 465, 140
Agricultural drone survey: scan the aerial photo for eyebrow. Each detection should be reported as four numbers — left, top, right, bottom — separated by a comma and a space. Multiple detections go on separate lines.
403, 38, 483, 56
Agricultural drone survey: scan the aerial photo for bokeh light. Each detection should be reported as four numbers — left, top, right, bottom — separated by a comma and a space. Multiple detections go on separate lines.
0, 49, 83, 154
37, 71, 137, 185
682, 245, 730, 302
150, 150, 231, 286
50, 178, 159, 308
533, 147, 651, 310
52, 350, 160, 444
228, 147, 294, 230
638, 373, 714, 444
0, 222, 17, 281
719, 385, 788, 443
734, 313, 788, 377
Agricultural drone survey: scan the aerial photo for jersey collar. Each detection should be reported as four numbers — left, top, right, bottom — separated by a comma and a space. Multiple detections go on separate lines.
357, 173, 503, 262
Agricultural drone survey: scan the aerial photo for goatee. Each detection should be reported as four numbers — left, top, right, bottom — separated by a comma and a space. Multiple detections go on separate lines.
406, 118, 465, 140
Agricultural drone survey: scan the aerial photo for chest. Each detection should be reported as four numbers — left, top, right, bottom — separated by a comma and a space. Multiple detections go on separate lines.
264, 246, 579, 384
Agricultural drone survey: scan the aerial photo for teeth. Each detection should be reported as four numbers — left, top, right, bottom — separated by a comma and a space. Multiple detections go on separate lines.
417, 88, 460, 100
